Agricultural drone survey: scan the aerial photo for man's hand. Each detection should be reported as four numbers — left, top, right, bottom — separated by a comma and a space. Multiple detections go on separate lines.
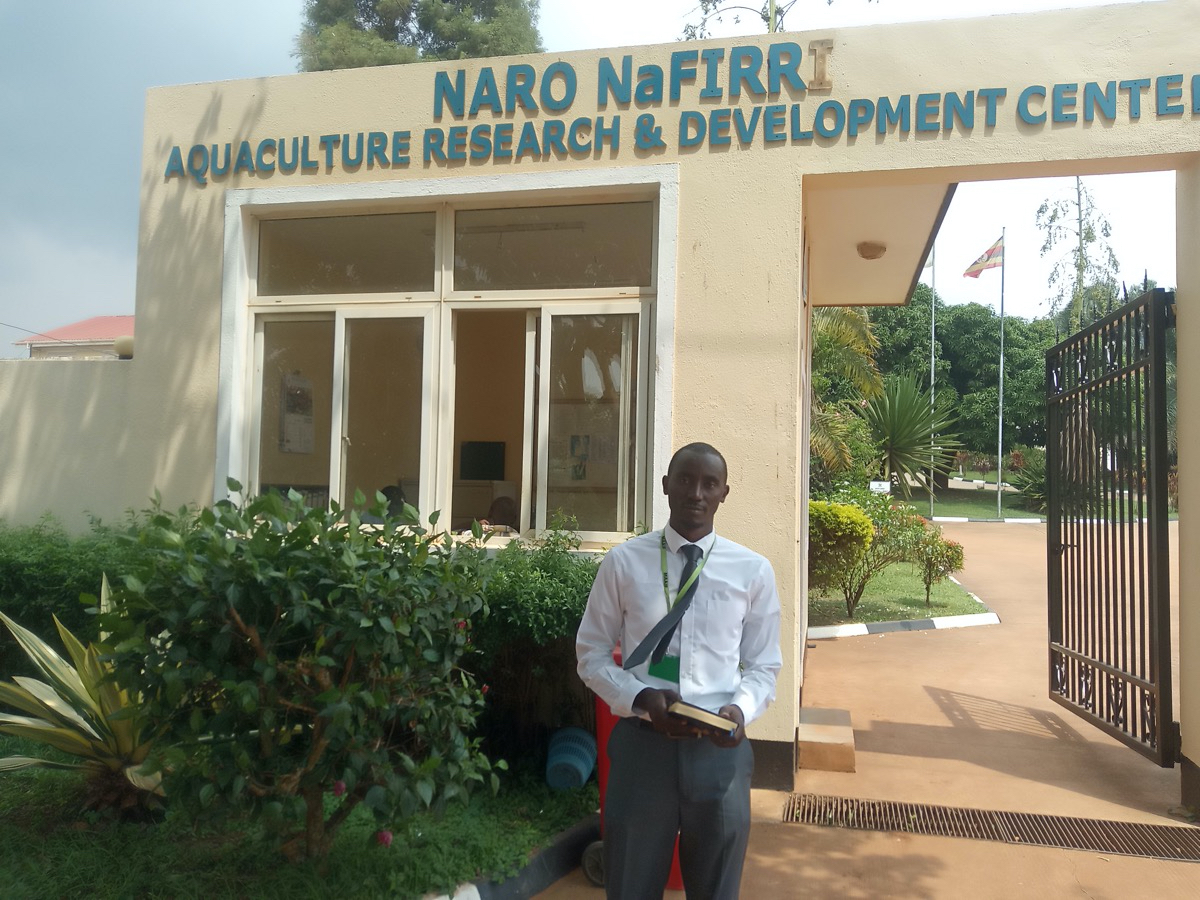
710, 704, 746, 748
633, 688, 704, 739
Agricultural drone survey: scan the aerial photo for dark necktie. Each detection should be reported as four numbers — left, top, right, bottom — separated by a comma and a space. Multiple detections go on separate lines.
623, 543, 704, 670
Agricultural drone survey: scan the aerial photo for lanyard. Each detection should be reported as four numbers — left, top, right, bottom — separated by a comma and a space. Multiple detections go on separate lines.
659, 531, 711, 612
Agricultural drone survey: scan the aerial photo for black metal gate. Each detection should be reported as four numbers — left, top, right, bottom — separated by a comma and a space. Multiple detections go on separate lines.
1046, 288, 1178, 766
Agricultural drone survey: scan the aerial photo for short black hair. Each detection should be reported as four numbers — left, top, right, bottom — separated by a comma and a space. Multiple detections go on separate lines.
667, 442, 728, 479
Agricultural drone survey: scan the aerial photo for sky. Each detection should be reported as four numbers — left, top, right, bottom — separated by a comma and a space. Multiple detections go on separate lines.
0, 0, 1172, 357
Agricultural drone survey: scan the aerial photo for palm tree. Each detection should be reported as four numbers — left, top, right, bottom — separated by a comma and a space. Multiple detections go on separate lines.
858, 374, 962, 498
809, 307, 883, 474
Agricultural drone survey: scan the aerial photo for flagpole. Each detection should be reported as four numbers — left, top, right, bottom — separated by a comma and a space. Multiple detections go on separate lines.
929, 243, 937, 519
996, 227, 1006, 520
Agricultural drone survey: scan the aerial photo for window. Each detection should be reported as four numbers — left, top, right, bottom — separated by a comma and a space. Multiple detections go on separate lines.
246, 199, 655, 537
454, 202, 653, 291
258, 212, 435, 295
542, 313, 640, 532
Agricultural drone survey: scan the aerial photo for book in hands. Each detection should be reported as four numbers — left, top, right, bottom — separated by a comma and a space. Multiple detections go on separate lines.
667, 700, 738, 737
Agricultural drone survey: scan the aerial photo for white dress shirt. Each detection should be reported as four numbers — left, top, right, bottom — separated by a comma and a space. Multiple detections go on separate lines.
576, 524, 782, 724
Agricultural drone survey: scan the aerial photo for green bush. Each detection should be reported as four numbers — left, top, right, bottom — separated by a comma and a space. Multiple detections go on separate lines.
470, 523, 600, 769
97, 485, 496, 861
825, 488, 929, 618
0, 519, 135, 676
807, 501, 873, 593
913, 528, 966, 605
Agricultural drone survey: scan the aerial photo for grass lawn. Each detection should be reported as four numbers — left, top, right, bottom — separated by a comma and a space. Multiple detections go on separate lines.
809, 561, 990, 626
0, 736, 598, 900
920, 485, 1044, 520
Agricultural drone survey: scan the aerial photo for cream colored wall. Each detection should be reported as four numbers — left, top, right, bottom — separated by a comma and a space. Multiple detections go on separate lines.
0, 0, 1197, 749
1177, 160, 1200, 779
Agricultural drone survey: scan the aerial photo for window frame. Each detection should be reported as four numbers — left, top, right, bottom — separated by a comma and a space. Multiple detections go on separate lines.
218, 167, 680, 535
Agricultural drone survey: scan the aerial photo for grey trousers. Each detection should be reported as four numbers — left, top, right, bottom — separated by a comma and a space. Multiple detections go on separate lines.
603, 718, 753, 900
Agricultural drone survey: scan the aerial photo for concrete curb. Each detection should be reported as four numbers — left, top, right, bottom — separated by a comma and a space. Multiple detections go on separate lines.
427, 814, 601, 900
809, 580, 999, 640
931, 516, 1043, 524
952, 478, 1011, 488
808, 611, 1001, 639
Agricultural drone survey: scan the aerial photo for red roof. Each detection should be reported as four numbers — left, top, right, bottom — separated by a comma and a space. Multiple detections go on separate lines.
16, 315, 134, 346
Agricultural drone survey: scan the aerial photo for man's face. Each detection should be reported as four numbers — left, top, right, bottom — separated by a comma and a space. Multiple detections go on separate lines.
662, 451, 730, 538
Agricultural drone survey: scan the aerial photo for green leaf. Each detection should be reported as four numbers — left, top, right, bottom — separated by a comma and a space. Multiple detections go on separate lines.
416, 779, 434, 807
0, 755, 87, 773
364, 784, 387, 812
0, 612, 97, 718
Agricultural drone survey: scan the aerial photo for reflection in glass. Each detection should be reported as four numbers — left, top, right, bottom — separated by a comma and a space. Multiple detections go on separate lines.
342, 318, 424, 514
258, 319, 334, 507
258, 213, 436, 296
455, 202, 653, 291
546, 315, 638, 531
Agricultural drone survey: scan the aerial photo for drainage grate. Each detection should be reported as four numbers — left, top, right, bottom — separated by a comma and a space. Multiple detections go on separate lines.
784, 793, 1200, 862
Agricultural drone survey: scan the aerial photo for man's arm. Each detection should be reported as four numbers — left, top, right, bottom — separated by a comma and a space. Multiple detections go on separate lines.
728, 558, 783, 727
576, 550, 652, 718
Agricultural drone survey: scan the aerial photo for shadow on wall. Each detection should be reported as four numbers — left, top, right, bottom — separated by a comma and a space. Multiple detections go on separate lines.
0, 86, 272, 530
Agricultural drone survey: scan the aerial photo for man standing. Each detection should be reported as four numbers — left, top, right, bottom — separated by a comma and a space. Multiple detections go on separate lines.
577, 442, 782, 899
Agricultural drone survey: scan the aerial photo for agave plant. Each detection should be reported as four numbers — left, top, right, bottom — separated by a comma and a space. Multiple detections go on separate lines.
858, 374, 962, 498
0, 577, 161, 814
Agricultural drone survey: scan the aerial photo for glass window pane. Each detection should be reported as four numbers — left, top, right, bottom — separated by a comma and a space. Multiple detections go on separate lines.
258, 319, 334, 507
546, 314, 639, 531
455, 202, 653, 291
258, 213, 436, 296
450, 310, 526, 531
342, 318, 424, 515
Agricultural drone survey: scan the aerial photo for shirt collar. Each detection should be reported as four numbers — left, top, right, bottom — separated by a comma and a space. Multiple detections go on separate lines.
663, 523, 717, 556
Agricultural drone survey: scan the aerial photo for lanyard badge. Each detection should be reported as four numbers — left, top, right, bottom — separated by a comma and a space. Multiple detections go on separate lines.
649, 532, 711, 683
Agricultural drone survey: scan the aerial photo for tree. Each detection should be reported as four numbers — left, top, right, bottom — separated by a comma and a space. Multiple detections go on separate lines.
683, 0, 874, 40
869, 283, 952, 391
296, 0, 543, 72
809, 307, 882, 482
934, 303, 1056, 452
1036, 176, 1121, 332
914, 527, 964, 606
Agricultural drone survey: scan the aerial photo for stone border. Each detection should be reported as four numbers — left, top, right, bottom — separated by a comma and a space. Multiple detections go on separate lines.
426, 814, 600, 900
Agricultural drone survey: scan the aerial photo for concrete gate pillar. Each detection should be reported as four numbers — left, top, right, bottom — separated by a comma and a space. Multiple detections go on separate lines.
1176, 158, 1200, 806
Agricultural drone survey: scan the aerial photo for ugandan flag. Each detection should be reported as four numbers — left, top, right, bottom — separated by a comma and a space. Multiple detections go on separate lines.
963, 236, 1004, 278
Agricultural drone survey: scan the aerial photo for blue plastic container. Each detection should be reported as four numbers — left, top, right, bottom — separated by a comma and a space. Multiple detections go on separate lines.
546, 726, 597, 791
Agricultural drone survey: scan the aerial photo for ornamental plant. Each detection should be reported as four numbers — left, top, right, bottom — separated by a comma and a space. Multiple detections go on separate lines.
807, 500, 873, 594
1008, 447, 1048, 512
914, 528, 966, 605
97, 483, 496, 861
826, 488, 928, 618
0, 578, 161, 817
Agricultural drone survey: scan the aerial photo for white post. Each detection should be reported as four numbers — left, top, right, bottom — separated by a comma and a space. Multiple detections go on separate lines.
930, 244, 937, 519
996, 228, 1007, 519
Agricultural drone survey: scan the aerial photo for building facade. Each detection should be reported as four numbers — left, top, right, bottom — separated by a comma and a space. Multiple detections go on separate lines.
1, 0, 1198, 793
